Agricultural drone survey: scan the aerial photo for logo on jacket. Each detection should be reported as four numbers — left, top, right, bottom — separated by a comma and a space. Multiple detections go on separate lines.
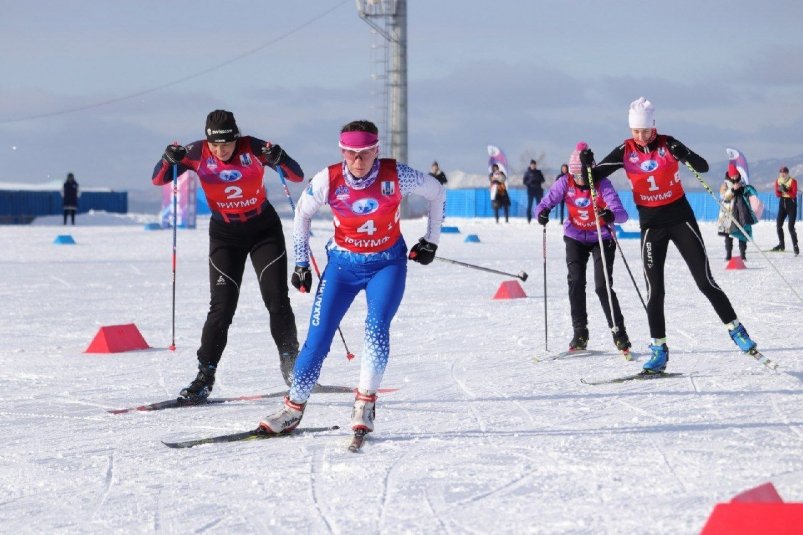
351, 198, 379, 215
240, 154, 252, 166
381, 181, 395, 196
206, 157, 218, 171
219, 169, 243, 182
640, 160, 659, 172
334, 185, 350, 200
628, 151, 639, 163
658, 147, 666, 158
575, 198, 591, 208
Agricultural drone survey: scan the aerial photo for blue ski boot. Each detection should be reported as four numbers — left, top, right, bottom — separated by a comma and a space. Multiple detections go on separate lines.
643, 343, 668, 373
729, 323, 757, 352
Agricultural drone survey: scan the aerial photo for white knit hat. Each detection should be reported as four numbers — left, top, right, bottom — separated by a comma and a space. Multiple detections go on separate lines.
628, 97, 655, 129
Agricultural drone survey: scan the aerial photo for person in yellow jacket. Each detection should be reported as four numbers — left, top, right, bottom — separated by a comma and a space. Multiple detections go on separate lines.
771, 166, 798, 255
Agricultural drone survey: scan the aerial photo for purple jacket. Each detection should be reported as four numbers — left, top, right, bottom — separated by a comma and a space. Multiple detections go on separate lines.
535, 175, 628, 244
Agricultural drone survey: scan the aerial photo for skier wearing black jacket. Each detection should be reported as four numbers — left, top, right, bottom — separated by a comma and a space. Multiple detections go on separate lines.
152, 109, 304, 400
585, 97, 758, 374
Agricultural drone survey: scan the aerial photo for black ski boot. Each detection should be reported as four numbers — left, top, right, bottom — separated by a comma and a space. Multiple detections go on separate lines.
280, 351, 297, 387
612, 329, 632, 352
569, 328, 589, 351
179, 364, 216, 402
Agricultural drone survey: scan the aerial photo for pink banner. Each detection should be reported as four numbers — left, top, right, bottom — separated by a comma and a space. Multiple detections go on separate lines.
160, 170, 197, 228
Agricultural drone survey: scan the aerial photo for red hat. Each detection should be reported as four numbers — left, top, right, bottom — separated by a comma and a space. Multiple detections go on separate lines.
727, 163, 740, 179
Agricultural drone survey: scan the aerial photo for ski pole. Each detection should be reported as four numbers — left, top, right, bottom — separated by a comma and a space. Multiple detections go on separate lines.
542, 225, 548, 352
683, 161, 803, 304
607, 224, 647, 313
275, 165, 356, 360
169, 163, 178, 351
586, 163, 619, 335
434, 256, 528, 281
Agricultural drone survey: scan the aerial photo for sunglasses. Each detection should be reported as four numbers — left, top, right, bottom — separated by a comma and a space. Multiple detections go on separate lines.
341, 146, 378, 160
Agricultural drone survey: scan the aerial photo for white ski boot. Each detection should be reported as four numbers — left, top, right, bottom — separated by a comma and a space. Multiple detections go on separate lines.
259, 396, 305, 434
351, 391, 377, 432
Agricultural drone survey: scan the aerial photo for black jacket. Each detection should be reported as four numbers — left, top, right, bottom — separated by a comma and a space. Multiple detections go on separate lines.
523, 168, 545, 193
63, 178, 79, 209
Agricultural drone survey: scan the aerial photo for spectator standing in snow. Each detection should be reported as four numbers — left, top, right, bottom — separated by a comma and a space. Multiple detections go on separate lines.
535, 143, 631, 354
151, 109, 304, 400
62, 173, 79, 225
429, 161, 448, 185
771, 166, 799, 255
718, 163, 758, 261
258, 119, 445, 437
588, 97, 759, 374
522, 159, 546, 223
489, 163, 510, 223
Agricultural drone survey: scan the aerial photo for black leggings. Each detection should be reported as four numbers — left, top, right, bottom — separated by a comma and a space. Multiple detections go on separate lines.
776, 198, 798, 247
564, 236, 625, 333
198, 205, 298, 367
641, 220, 736, 339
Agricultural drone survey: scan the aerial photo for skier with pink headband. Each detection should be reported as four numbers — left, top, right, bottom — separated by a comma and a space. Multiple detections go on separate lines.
259, 119, 445, 444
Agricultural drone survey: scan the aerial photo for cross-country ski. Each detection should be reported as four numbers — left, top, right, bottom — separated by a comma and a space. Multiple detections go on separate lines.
162, 426, 340, 449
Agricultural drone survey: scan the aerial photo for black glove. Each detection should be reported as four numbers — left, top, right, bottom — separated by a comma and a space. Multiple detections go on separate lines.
596, 207, 615, 224
537, 209, 550, 226
163, 144, 187, 165
579, 148, 595, 168
408, 238, 437, 265
668, 140, 691, 162
290, 265, 312, 293
262, 144, 285, 166
779, 183, 788, 193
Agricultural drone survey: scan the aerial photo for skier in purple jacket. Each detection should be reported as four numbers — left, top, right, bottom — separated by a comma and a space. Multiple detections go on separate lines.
535, 143, 632, 353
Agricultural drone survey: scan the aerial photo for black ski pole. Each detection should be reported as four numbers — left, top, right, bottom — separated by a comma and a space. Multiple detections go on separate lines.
275, 165, 356, 360
586, 163, 618, 334
434, 256, 528, 281
169, 163, 178, 351
607, 224, 647, 313
542, 225, 548, 352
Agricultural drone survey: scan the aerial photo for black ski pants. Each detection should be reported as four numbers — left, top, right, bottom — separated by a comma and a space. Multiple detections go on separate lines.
197, 205, 298, 368
564, 236, 625, 333
775, 198, 798, 247
641, 219, 736, 340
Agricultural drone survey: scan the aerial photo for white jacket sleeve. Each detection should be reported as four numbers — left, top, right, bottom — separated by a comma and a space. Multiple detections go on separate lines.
292, 169, 329, 266
397, 163, 446, 244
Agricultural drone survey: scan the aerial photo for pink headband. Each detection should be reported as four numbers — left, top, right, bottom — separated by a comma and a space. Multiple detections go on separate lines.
339, 131, 379, 150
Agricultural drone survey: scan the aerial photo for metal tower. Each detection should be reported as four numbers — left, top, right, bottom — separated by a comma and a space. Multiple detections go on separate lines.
355, 0, 407, 162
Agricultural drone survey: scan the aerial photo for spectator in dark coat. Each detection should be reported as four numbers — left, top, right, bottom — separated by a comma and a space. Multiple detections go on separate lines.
62, 173, 79, 225
429, 161, 448, 185
522, 159, 545, 223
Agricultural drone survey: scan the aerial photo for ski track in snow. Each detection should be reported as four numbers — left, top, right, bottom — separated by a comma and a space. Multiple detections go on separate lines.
307, 448, 334, 534
91, 450, 115, 522
449, 354, 486, 433
377, 444, 406, 532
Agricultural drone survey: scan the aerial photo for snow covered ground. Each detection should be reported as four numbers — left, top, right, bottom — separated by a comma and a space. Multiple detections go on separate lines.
2, 212, 802, 534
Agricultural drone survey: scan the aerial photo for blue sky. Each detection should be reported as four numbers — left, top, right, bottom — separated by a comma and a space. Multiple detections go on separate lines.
2, 0, 802, 189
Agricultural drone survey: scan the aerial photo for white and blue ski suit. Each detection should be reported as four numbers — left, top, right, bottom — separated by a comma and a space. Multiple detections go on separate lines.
289, 158, 445, 403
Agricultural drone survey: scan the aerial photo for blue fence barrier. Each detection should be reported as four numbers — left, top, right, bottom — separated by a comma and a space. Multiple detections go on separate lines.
0, 190, 127, 224
445, 188, 801, 222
